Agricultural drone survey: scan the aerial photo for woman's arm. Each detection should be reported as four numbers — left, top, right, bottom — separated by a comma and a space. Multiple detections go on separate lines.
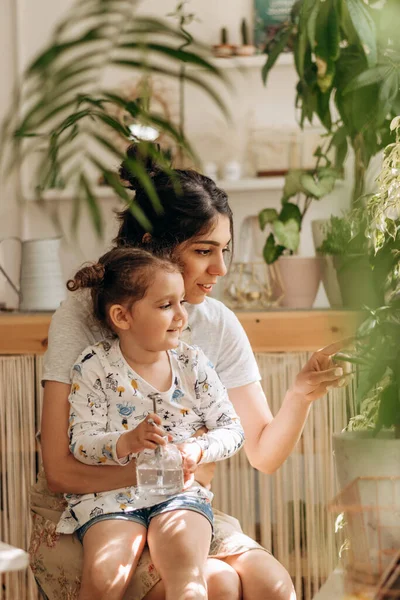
41, 381, 138, 494
228, 340, 350, 474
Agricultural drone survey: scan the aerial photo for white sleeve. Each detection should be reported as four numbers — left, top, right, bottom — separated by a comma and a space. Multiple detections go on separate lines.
193, 349, 245, 464
42, 294, 103, 385
68, 349, 129, 467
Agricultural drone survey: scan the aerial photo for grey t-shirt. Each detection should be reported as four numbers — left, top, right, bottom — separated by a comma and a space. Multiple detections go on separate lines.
42, 291, 261, 390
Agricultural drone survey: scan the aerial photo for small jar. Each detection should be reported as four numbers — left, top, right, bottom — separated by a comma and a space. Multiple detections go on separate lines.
136, 441, 183, 496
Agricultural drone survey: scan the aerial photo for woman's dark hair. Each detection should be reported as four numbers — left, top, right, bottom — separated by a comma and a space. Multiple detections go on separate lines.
115, 143, 233, 253
67, 247, 181, 330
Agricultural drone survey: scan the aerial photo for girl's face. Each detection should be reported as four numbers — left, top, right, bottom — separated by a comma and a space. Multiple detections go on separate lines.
176, 214, 231, 304
119, 269, 188, 352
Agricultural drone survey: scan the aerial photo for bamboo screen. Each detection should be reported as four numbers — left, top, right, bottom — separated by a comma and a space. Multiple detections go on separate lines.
0, 353, 355, 600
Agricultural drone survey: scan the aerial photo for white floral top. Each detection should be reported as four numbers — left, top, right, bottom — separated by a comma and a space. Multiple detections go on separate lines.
57, 339, 244, 534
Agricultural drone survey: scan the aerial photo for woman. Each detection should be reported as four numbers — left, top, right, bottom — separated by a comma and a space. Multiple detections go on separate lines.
30, 146, 348, 600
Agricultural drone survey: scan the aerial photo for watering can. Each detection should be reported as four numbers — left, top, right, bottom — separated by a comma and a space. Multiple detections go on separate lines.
0, 237, 66, 311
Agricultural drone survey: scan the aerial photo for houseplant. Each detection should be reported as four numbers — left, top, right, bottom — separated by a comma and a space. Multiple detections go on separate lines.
0, 0, 226, 237
262, 0, 400, 206
316, 210, 383, 308
258, 161, 341, 307
333, 115, 400, 486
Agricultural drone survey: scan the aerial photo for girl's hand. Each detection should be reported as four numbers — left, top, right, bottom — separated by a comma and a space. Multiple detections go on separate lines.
117, 413, 169, 458
176, 441, 202, 489
291, 338, 354, 403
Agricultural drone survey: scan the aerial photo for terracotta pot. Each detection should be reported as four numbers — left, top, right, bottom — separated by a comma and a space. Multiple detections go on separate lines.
277, 256, 322, 308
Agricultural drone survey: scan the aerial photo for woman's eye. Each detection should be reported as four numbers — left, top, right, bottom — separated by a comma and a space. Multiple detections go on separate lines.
223, 247, 231, 254
160, 303, 171, 310
195, 249, 210, 256
180, 299, 187, 305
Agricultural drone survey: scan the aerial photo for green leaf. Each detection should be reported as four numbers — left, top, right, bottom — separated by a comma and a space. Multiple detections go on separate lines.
263, 233, 285, 265
279, 202, 302, 226
273, 219, 300, 252
258, 208, 278, 230
347, 0, 377, 67
80, 173, 103, 237
343, 65, 391, 94
262, 25, 294, 85
282, 170, 305, 200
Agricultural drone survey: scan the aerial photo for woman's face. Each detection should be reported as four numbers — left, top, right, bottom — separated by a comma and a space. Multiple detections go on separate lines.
176, 214, 232, 304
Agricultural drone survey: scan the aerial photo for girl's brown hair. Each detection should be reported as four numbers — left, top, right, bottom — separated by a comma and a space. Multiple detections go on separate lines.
67, 247, 181, 330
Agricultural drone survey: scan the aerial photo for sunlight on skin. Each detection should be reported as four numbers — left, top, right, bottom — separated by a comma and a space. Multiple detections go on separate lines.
86, 532, 146, 597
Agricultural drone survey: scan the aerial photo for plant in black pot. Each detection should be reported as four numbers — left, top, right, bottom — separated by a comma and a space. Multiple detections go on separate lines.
316, 210, 383, 309
258, 162, 341, 308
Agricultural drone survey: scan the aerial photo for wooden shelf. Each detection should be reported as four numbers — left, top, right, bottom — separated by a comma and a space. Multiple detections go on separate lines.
0, 310, 362, 355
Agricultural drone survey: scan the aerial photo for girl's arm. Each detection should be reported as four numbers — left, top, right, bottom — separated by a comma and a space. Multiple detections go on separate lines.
41, 381, 213, 493
228, 340, 350, 474
41, 381, 138, 493
189, 352, 245, 464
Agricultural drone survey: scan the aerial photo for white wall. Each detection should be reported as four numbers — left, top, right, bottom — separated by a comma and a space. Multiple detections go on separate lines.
1, 0, 355, 308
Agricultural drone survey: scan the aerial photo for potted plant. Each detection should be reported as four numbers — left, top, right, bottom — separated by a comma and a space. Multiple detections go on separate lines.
261, 0, 400, 207
236, 18, 256, 57
333, 115, 400, 487
258, 163, 340, 308
327, 116, 400, 592
316, 211, 382, 309
212, 27, 234, 58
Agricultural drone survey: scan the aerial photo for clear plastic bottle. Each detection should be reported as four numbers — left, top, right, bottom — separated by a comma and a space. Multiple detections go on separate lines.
136, 441, 184, 496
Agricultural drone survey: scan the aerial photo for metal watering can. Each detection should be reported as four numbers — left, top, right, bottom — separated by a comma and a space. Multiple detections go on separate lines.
0, 237, 66, 311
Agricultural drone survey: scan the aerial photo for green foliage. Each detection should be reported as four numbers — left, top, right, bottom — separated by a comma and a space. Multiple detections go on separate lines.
0, 0, 227, 236
317, 212, 368, 256
241, 18, 249, 46
262, 0, 400, 205
259, 164, 341, 264
335, 117, 400, 435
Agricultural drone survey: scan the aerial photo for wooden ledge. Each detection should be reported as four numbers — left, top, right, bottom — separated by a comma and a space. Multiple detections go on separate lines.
237, 310, 363, 352
0, 310, 363, 355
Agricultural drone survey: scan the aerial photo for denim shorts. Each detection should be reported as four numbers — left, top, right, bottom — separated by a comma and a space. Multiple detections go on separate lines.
76, 493, 214, 543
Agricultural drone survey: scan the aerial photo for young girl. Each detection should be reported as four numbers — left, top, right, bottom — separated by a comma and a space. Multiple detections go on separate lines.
57, 247, 244, 600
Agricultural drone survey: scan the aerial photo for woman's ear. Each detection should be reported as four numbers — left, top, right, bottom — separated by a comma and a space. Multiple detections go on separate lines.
109, 304, 130, 331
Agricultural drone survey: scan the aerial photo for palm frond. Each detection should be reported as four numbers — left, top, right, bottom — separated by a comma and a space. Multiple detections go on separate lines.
0, 0, 228, 236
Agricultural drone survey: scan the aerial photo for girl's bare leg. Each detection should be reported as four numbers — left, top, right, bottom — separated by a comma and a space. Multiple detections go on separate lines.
223, 550, 296, 600
143, 557, 242, 600
79, 519, 147, 600
147, 510, 212, 600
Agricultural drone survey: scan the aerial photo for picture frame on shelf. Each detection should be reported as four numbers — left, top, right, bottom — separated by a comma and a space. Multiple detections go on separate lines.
254, 0, 297, 52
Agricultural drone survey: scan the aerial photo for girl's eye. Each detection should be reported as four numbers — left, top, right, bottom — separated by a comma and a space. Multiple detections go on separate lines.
180, 299, 187, 305
195, 249, 210, 256
223, 247, 231, 254
160, 303, 172, 310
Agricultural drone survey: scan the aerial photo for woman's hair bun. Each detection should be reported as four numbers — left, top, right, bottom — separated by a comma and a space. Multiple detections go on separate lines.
119, 143, 161, 191
67, 263, 105, 292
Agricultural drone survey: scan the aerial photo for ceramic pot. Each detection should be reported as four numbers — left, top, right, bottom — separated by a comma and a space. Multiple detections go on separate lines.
277, 256, 322, 308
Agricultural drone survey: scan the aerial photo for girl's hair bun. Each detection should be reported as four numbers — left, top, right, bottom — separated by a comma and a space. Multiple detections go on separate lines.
119, 143, 161, 191
67, 263, 105, 292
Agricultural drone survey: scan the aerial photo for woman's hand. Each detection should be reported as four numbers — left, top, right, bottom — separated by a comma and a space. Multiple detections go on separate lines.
176, 441, 202, 489
117, 413, 170, 458
291, 338, 353, 403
